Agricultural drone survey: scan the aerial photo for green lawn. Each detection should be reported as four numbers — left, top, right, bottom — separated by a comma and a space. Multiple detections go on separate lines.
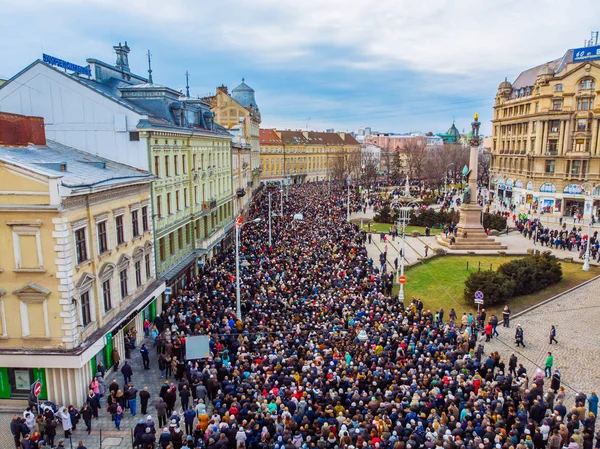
395, 255, 599, 316
359, 222, 441, 235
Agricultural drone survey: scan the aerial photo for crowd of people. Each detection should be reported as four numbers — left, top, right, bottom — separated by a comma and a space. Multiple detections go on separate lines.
10, 182, 600, 449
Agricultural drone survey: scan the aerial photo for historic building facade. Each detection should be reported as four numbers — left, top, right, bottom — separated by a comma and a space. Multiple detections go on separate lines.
0, 113, 162, 404
259, 129, 361, 183
0, 43, 234, 290
490, 48, 600, 217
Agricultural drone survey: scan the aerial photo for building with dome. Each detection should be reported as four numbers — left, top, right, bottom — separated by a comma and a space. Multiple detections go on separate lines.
436, 121, 463, 144
204, 79, 262, 216
489, 46, 600, 218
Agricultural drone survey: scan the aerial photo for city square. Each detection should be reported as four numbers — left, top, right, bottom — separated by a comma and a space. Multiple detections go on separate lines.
1, 2, 600, 449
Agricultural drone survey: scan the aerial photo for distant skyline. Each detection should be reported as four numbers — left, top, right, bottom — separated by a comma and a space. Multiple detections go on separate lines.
1, 0, 599, 135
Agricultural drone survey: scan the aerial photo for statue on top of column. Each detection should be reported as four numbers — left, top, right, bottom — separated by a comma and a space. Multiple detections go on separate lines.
469, 112, 482, 147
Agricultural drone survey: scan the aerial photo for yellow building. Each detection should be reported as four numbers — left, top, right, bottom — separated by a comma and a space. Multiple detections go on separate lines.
204, 80, 261, 206
259, 129, 361, 183
0, 113, 163, 405
490, 47, 600, 217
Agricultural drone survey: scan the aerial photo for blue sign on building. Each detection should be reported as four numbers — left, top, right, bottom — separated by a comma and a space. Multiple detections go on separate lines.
572, 45, 600, 63
42, 54, 92, 77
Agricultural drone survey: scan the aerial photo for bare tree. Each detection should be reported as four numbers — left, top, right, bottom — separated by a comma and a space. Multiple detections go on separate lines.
360, 149, 379, 187
478, 150, 491, 187
403, 139, 427, 181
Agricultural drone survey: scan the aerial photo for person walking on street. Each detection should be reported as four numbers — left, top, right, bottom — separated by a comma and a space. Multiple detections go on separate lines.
121, 361, 133, 385
515, 324, 525, 347
155, 398, 167, 428
140, 387, 150, 415
491, 314, 500, 337
80, 404, 92, 435
503, 305, 511, 327
112, 348, 120, 371
549, 325, 558, 344
126, 384, 138, 416
140, 344, 150, 370
545, 352, 554, 378
114, 404, 123, 430
424, 245, 429, 257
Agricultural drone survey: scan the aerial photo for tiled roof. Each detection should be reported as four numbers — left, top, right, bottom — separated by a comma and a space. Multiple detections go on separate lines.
511, 49, 574, 90
278, 130, 308, 146
306, 131, 344, 145
259, 129, 283, 145
0, 140, 153, 189
342, 134, 360, 145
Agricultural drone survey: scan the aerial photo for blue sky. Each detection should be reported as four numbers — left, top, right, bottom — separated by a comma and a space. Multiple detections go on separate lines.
2, 0, 600, 135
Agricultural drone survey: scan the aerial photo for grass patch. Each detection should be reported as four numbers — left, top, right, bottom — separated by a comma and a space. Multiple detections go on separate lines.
359, 222, 441, 235
395, 255, 599, 316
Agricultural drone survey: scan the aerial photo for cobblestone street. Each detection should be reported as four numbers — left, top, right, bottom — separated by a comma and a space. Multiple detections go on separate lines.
484, 277, 600, 407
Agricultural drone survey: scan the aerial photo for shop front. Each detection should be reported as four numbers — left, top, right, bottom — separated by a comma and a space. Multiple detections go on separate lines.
563, 184, 585, 217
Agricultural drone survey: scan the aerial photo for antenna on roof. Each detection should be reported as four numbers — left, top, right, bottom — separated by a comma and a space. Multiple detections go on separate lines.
147, 50, 153, 84
185, 71, 190, 98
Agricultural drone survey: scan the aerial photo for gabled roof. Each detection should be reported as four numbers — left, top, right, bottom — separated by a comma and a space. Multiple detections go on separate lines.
342, 134, 360, 145
259, 129, 283, 145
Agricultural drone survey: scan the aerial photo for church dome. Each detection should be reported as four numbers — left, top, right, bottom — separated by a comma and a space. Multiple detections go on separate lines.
231, 78, 258, 109
498, 77, 512, 90
447, 123, 460, 139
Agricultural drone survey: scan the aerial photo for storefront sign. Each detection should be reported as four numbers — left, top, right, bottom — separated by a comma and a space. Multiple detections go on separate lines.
42, 53, 92, 76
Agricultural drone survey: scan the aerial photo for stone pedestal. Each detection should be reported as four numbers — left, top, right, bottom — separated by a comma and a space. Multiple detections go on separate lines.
437, 203, 507, 250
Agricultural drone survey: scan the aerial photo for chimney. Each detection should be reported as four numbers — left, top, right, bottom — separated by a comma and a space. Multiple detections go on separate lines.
216, 84, 228, 95
0, 113, 46, 146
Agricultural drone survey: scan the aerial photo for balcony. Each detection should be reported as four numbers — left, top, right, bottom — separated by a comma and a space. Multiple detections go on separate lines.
202, 199, 217, 212
196, 226, 225, 251
546, 150, 558, 156
236, 188, 246, 198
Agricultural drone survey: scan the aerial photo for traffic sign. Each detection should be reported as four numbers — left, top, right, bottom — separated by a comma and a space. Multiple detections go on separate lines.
33, 381, 42, 397
474, 298, 484, 305
398, 275, 407, 284
474, 291, 484, 300
164, 287, 172, 296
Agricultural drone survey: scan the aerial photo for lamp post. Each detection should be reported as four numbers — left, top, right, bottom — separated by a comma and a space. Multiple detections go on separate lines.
583, 184, 593, 271
347, 176, 351, 222
268, 192, 272, 247
397, 202, 415, 305
235, 217, 262, 320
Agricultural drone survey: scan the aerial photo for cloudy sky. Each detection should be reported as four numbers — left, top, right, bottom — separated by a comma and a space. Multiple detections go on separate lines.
1, 0, 599, 135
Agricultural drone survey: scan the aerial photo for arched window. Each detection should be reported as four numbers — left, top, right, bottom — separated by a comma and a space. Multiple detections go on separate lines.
580, 78, 596, 90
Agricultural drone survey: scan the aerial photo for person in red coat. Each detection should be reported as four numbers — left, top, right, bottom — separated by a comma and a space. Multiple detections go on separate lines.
485, 322, 493, 342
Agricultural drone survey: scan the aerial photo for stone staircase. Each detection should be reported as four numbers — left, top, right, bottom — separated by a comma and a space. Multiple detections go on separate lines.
437, 229, 507, 250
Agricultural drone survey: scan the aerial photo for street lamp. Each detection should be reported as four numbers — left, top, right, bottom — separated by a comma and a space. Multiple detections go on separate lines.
235, 217, 262, 320
397, 202, 416, 305
582, 183, 594, 271
347, 176, 351, 222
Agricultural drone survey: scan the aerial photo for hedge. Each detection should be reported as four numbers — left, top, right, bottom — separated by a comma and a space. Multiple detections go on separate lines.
483, 213, 507, 232
409, 209, 459, 228
464, 252, 562, 305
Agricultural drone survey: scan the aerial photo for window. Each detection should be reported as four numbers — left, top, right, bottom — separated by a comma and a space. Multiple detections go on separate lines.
182, 155, 187, 173
571, 160, 582, 175
580, 79, 595, 90
135, 260, 142, 288
159, 238, 166, 261
193, 154, 197, 171
554, 84, 563, 92
577, 119, 588, 131
169, 234, 175, 255
156, 195, 162, 218
129, 132, 140, 141
130, 210, 139, 238
103, 280, 112, 312
547, 139, 558, 155
549, 120, 560, 133
535, 102, 539, 113
165, 155, 170, 177
175, 190, 180, 210
184, 188, 188, 208
97, 221, 108, 254
145, 253, 151, 279
80, 291, 91, 326
185, 224, 190, 244
75, 228, 88, 264
577, 98, 591, 111
154, 156, 160, 177
575, 139, 586, 152
552, 100, 562, 111
141, 206, 149, 232
174, 155, 179, 175
178, 227, 183, 249
115, 215, 125, 245
119, 269, 128, 299
545, 160, 555, 174
194, 186, 198, 204
167, 193, 172, 214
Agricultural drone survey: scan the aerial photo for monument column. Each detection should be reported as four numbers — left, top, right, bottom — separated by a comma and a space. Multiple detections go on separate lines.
468, 143, 478, 204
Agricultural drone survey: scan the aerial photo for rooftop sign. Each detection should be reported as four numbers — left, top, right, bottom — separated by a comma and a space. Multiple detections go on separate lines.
43, 53, 92, 77
572, 45, 600, 63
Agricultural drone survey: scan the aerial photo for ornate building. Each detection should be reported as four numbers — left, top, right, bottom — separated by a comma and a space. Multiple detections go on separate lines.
0, 43, 234, 291
0, 113, 161, 404
259, 130, 361, 183
490, 48, 600, 217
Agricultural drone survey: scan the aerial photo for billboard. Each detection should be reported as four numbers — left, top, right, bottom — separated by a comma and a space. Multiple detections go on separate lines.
572, 45, 600, 63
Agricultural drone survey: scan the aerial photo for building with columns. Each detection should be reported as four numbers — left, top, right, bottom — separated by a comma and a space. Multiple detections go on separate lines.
490, 48, 600, 217
0, 42, 234, 291
0, 113, 162, 405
